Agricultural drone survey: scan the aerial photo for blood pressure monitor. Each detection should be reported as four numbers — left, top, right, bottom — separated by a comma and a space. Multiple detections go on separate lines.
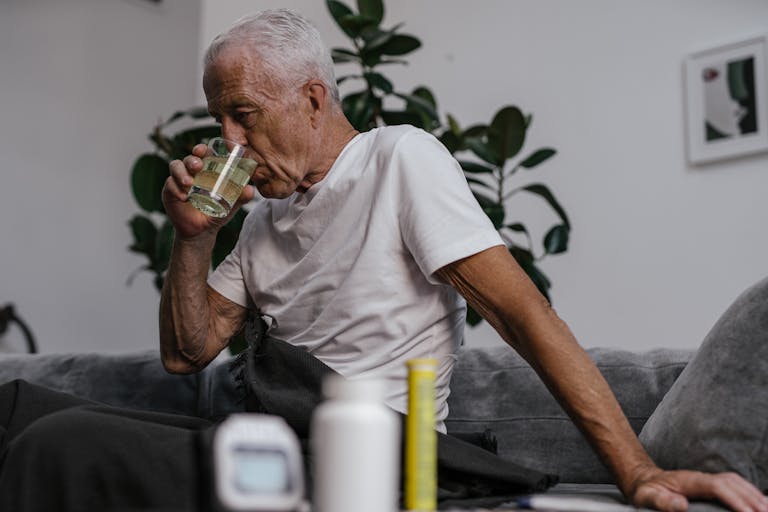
212, 414, 305, 512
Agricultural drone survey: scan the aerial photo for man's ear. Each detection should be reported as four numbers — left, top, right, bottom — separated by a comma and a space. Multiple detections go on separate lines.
304, 80, 328, 127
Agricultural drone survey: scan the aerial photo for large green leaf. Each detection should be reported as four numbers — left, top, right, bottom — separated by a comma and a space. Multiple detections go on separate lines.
438, 130, 461, 153
503, 223, 534, 252
213, 224, 238, 270
394, 92, 438, 123
380, 109, 422, 127
376, 58, 410, 66
379, 34, 421, 56
465, 176, 495, 197
473, 192, 505, 229
465, 137, 500, 166
212, 209, 248, 269
131, 154, 168, 213
411, 86, 437, 110
338, 14, 380, 40
128, 214, 157, 255
463, 124, 488, 139
327, 1, 357, 38
361, 23, 404, 52
509, 247, 552, 301
331, 48, 360, 63
543, 224, 570, 255
342, 90, 377, 131
357, 0, 384, 24
446, 114, 461, 136
522, 183, 571, 228
458, 160, 494, 174
171, 125, 221, 160
519, 148, 557, 169
364, 72, 393, 94
360, 46, 384, 68
163, 106, 212, 127
408, 88, 439, 129
488, 106, 526, 161
505, 223, 529, 234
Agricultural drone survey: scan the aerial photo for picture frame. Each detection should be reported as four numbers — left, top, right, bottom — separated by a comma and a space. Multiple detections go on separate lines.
684, 35, 768, 165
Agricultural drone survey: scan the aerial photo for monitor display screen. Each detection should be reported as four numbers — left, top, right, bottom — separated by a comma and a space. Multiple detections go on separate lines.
232, 446, 289, 494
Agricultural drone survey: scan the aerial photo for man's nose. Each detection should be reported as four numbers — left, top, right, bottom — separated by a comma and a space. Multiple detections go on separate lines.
220, 118, 247, 146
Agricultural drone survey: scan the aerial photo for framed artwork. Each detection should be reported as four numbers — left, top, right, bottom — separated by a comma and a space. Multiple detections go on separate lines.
684, 35, 768, 165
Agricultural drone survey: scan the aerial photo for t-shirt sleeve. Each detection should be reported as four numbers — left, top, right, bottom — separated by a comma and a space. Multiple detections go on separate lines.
207, 217, 252, 308
393, 129, 504, 283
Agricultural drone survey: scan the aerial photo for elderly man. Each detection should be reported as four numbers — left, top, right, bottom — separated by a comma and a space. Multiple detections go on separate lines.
0, 8, 764, 512
160, 8, 765, 512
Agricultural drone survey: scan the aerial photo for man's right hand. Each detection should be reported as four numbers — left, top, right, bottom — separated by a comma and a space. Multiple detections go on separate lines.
162, 143, 257, 240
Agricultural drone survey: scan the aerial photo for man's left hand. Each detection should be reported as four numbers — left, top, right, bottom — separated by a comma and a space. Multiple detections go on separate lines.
629, 467, 768, 512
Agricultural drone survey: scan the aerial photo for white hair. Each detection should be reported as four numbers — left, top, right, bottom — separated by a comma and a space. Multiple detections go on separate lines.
204, 9, 340, 104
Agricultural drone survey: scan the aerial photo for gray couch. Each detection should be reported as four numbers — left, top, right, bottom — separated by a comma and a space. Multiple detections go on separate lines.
0, 346, 691, 490
2, 275, 767, 511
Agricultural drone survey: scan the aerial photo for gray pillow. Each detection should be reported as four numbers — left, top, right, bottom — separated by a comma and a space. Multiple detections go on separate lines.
639, 276, 768, 490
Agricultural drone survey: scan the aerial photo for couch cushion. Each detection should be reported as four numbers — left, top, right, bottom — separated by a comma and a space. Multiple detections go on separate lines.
0, 351, 246, 420
446, 345, 692, 483
640, 276, 768, 491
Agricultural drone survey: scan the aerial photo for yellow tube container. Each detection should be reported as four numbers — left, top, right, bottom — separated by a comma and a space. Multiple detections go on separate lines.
405, 358, 437, 511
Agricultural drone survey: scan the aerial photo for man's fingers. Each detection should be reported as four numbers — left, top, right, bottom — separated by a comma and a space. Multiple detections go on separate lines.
182, 154, 204, 176
192, 143, 208, 158
165, 159, 196, 207
703, 473, 768, 512
234, 184, 256, 207
163, 176, 188, 202
634, 471, 768, 512
169, 159, 195, 186
678, 472, 768, 512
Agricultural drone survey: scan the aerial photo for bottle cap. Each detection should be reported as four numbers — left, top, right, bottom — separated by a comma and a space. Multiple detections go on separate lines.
406, 358, 438, 371
322, 374, 387, 401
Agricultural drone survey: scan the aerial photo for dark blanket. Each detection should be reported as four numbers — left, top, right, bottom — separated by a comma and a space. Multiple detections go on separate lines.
239, 315, 558, 508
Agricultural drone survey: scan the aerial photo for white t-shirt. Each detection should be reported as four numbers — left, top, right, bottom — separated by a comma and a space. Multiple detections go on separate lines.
208, 125, 503, 430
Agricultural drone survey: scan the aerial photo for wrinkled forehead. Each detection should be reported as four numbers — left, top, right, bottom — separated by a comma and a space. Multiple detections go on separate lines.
203, 49, 281, 106
204, 45, 256, 91
205, 44, 290, 99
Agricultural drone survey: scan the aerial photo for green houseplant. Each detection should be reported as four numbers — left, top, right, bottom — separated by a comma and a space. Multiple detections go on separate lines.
326, 0, 570, 323
127, 0, 571, 328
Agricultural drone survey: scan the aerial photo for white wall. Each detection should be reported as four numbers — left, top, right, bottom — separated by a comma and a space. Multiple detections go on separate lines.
200, 0, 768, 351
0, 0, 201, 353
2, 0, 766, 355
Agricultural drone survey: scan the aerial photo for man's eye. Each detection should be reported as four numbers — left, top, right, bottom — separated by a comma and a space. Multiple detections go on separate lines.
235, 111, 254, 123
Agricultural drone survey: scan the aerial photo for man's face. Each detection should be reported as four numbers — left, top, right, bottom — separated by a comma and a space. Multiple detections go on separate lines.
203, 45, 315, 199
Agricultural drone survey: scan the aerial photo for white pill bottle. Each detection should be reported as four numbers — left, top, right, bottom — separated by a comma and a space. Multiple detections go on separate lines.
310, 375, 400, 512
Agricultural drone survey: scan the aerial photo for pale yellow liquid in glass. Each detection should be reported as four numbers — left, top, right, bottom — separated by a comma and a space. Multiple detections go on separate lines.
188, 155, 257, 217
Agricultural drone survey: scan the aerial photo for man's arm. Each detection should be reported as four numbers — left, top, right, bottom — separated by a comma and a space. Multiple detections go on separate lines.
159, 235, 247, 374
436, 245, 767, 512
158, 145, 252, 374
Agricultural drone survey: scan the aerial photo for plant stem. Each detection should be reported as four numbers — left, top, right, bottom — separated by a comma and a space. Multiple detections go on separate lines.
503, 186, 523, 202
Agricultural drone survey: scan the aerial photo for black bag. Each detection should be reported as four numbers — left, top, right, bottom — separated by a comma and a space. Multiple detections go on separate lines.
240, 315, 558, 509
